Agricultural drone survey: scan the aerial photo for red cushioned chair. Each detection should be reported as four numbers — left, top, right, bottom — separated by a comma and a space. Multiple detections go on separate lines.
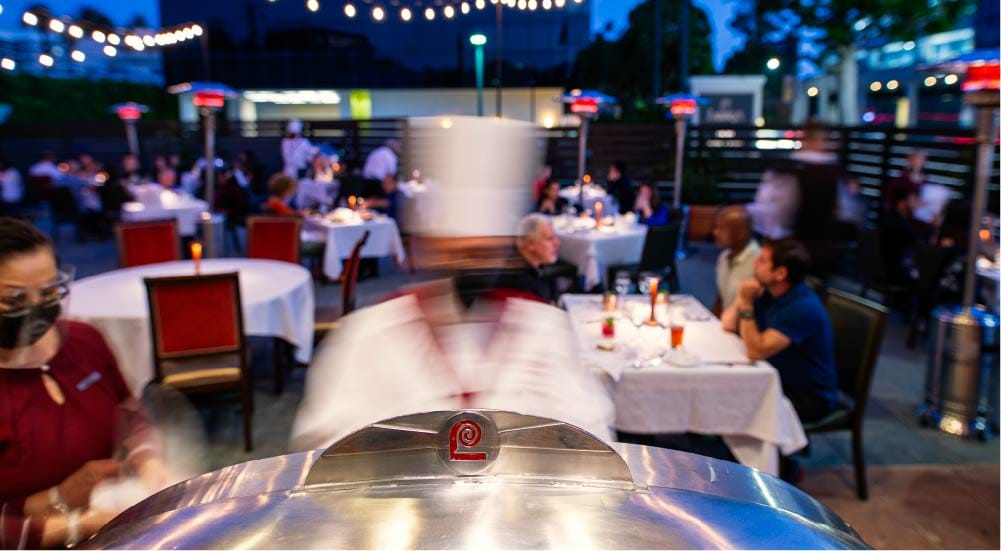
144, 272, 254, 451
115, 219, 181, 268
246, 215, 301, 264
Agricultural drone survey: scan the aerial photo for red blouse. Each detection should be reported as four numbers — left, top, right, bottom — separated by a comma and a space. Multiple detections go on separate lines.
0, 321, 150, 549
263, 197, 296, 217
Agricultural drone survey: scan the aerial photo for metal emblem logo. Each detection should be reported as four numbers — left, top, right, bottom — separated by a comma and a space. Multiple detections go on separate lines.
437, 411, 499, 475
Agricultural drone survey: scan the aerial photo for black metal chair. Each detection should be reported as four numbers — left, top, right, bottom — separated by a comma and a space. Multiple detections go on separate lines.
607, 222, 682, 293
804, 288, 887, 500
857, 228, 917, 305
906, 242, 953, 349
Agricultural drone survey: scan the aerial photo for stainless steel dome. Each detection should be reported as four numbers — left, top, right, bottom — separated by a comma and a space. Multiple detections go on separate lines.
83, 410, 868, 549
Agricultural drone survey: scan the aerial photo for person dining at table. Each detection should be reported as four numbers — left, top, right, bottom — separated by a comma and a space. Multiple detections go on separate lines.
0, 217, 167, 549
720, 239, 837, 426
493, 214, 562, 304
606, 160, 635, 215
633, 182, 670, 226
534, 180, 569, 215
262, 173, 301, 217
712, 206, 760, 315
362, 172, 402, 222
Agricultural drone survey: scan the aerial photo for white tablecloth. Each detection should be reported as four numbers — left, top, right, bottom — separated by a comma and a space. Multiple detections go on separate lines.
561, 294, 808, 476
68, 259, 315, 395
556, 224, 647, 290
304, 215, 407, 279
121, 191, 209, 237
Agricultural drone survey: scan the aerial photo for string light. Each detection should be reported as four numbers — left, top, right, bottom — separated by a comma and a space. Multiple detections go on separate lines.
461, 2, 471, 14
107, 33, 121, 45
103, 45, 117, 56
68, 24, 84, 38
372, 6, 385, 21
71, 49, 85, 62
22, 11, 38, 25
48, 19, 65, 33
400, 7, 412, 20
1, 58, 15, 71
92, 30, 106, 43
306, 0, 319, 12
425, 7, 435, 20
38, 53, 54, 67
344, 3, 356, 17
444, 5, 455, 18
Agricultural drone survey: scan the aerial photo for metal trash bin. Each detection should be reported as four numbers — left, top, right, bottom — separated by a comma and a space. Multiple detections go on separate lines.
919, 305, 1000, 439
197, 212, 226, 258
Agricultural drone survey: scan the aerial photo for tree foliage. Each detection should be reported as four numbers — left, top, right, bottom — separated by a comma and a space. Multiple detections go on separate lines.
0, 73, 177, 123
78, 6, 115, 29
751, 0, 973, 64
571, 0, 715, 121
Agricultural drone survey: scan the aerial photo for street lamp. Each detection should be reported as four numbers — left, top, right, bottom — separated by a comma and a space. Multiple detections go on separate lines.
470, 33, 487, 117
168, 81, 237, 210
559, 89, 616, 210
111, 102, 149, 157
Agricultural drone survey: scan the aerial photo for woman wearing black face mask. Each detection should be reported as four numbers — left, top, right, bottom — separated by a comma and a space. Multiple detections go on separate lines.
0, 218, 164, 549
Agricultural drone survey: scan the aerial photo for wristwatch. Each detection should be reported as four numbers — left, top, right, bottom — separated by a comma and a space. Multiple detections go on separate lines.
48, 485, 70, 514
739, 309, 755, 320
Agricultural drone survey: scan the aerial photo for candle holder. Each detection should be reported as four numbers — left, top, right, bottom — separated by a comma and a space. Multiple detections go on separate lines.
646, 276, 660, 326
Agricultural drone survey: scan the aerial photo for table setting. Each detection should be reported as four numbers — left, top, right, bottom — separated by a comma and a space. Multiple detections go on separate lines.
559, 183, 617, 214
302, 204, 407, 279
560, 290, 808, 476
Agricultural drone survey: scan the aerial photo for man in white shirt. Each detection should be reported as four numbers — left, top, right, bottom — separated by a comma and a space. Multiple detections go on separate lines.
281, 119, 316, 177
28, 152, 62, 181
712, 206, 760, 314
362, 139, 400, 182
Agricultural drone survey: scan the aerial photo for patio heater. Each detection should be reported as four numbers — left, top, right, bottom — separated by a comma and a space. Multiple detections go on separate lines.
918, 52, 1000, 439
111, 102, 148, 157
559, 90, 616, 211
168, 81, 237, 211
655, 93, 704, 208
657, 93, 705, 259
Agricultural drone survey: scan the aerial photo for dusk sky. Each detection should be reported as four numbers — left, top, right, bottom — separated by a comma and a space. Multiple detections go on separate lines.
0, 0, 743, 70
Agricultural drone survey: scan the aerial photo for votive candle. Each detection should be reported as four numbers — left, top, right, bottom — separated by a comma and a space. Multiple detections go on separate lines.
594, 201, 603, 222
191, 242, 202, 275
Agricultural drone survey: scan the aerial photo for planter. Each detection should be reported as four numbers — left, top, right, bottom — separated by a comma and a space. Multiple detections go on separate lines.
686, 204, 721, 242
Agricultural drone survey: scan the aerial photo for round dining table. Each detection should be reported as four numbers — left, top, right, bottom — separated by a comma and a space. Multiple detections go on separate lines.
68, 259, 315, 395
121, 189, 210, 237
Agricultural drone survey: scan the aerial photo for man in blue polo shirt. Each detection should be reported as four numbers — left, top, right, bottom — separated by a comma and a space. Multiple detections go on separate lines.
721, 238, 837, 424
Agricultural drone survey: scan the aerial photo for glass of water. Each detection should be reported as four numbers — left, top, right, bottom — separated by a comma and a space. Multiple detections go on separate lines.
613, 271, 631, 297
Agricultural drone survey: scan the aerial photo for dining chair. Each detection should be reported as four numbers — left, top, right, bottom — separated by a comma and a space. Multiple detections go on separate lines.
272, 231, 371, 396
804, 288, 887, 500
906, 241, 952, 349
144, 272, 254, 451
857, 228, 917, 306
246, 215, 301, 264
115, 219, 181, 268
606, 222, 682, 293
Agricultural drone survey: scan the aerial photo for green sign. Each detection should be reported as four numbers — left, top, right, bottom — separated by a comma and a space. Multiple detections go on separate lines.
349, 90, 372, 120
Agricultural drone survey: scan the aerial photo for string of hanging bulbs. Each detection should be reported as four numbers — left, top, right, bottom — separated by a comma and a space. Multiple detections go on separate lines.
272, 0, 584, 21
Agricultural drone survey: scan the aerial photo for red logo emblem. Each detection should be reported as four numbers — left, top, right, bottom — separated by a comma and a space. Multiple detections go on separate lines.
449, 420, 487, 461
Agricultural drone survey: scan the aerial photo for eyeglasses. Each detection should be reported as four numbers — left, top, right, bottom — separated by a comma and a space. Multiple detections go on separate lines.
0, 270, 73, 313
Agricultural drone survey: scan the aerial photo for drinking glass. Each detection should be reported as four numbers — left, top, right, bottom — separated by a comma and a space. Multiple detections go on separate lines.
668, 306, 686, 349
613, 271, 631, 297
